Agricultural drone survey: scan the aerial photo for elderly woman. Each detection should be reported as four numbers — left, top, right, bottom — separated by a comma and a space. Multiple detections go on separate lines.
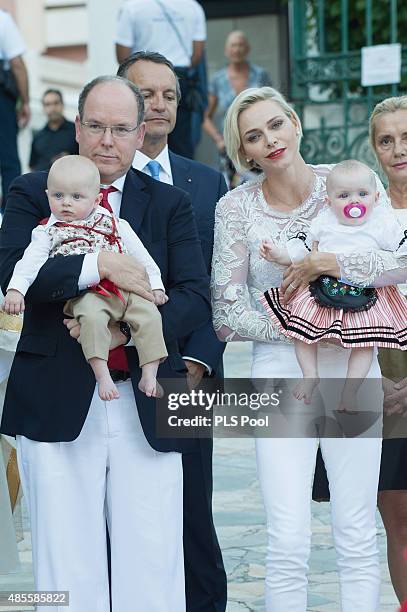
368, 95, 407, 604
211, 86, 406, 612
203, 31, 271, 186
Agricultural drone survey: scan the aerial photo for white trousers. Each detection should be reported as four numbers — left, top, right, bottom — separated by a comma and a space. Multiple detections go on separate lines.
17, 381, 185, 612
252, 342, 382, 612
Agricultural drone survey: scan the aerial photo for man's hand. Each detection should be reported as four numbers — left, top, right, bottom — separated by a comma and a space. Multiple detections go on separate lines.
3, 289, 25, 315
384, 377, 407, 416
63, 318, 127, 350
184, 359, 206, 391
98, 252, 154, 302
17, 102, 30, 128
63, 317, 81, 342
153, 289, 169, 305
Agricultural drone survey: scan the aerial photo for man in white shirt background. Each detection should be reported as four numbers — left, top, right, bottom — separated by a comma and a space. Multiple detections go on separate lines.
115, 0, 207, 160
0, 8, 30, 211
117, 50, 228, 611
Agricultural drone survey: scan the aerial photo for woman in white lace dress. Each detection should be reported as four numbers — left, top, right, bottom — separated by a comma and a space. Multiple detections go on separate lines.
211, 87, 407, 612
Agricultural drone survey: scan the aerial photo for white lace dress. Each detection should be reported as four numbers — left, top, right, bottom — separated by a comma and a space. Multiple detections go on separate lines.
211, 165, 394, 612
211, 164, 406, 378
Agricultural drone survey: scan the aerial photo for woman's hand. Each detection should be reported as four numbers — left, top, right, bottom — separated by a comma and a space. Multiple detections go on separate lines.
384, 377, 407, 416
281, 244, 339, 303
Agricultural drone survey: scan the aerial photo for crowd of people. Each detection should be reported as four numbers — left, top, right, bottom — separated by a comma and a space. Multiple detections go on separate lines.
0, 2, 407, 612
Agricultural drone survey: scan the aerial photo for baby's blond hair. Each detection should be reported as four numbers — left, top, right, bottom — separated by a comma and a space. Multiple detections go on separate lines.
47, 155, 100, 195
326, 159, 376, 194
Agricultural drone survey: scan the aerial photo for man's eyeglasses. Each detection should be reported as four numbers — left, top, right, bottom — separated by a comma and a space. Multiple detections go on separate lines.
81, 122, 140, 138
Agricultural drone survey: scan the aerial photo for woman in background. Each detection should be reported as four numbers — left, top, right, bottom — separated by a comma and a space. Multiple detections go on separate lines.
203, 31, 272, 187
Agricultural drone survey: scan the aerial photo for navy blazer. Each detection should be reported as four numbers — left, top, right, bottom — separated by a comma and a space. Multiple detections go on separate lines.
170, 152, 227, 376
0, 168, 210, 452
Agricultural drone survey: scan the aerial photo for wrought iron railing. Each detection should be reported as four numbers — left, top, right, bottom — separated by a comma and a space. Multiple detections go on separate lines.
290, 0, 407, 165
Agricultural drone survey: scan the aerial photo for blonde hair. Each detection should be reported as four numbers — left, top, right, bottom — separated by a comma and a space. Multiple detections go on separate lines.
326, 159, 376, 194
223, 87, 302, 172
48, 155, 100, 194
369, 96, 407, 154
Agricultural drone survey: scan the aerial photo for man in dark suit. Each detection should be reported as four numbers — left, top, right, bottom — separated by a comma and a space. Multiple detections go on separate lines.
29, 88, 78, 171
0, 75, 210, 612
117, 51, 227, 612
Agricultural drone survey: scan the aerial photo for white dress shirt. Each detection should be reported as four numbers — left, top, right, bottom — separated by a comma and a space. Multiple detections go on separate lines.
115, 0, 206, 68
133, 146, 173, 185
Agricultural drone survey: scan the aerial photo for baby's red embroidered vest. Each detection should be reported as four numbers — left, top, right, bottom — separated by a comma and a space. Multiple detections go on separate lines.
47, 212, 127, 257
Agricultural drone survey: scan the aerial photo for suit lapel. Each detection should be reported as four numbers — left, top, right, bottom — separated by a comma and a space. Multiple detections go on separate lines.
120, 168, 151, 233
170, 151, 198, 202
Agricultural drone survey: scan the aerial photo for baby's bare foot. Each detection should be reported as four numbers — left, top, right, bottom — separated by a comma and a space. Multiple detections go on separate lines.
293, 378, 320, 405
98, 376, 120, 401
138, 376, 164, 398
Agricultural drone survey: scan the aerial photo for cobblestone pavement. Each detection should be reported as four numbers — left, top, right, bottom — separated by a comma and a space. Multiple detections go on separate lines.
0, 342, 401, 611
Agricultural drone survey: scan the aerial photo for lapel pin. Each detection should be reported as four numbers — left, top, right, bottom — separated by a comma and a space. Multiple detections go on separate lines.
187, 178, 192, 182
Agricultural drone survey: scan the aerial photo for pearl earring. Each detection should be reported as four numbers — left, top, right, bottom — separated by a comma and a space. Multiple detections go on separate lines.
246, 158, 251, 163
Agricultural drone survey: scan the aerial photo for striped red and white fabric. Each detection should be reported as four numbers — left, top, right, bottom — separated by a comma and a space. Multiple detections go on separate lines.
260, 285, 407, 349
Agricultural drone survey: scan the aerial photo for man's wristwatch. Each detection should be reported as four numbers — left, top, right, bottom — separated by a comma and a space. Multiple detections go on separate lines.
119, 322, 131, 345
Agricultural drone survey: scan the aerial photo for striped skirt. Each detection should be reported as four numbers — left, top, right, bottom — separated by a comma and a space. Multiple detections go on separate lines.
260, 285, 407, 349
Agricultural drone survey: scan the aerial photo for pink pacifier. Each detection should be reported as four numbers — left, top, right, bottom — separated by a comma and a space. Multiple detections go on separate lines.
343, 202, 367, 219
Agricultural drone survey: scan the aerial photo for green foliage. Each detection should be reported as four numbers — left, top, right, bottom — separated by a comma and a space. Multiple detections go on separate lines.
306, 0, 407, 96
308, 0, 407, 51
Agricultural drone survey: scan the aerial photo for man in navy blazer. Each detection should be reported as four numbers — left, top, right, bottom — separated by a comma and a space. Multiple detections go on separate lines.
118, 52, 227, 612
0, 76, 211, 611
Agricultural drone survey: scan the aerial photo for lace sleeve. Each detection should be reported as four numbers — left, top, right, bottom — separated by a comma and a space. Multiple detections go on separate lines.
211, 191, 281, 342
337, 251, 407, 287
337, 188, 407, 287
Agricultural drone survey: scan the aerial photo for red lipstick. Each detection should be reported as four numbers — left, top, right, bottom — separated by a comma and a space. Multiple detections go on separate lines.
266, 148, 285, 160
